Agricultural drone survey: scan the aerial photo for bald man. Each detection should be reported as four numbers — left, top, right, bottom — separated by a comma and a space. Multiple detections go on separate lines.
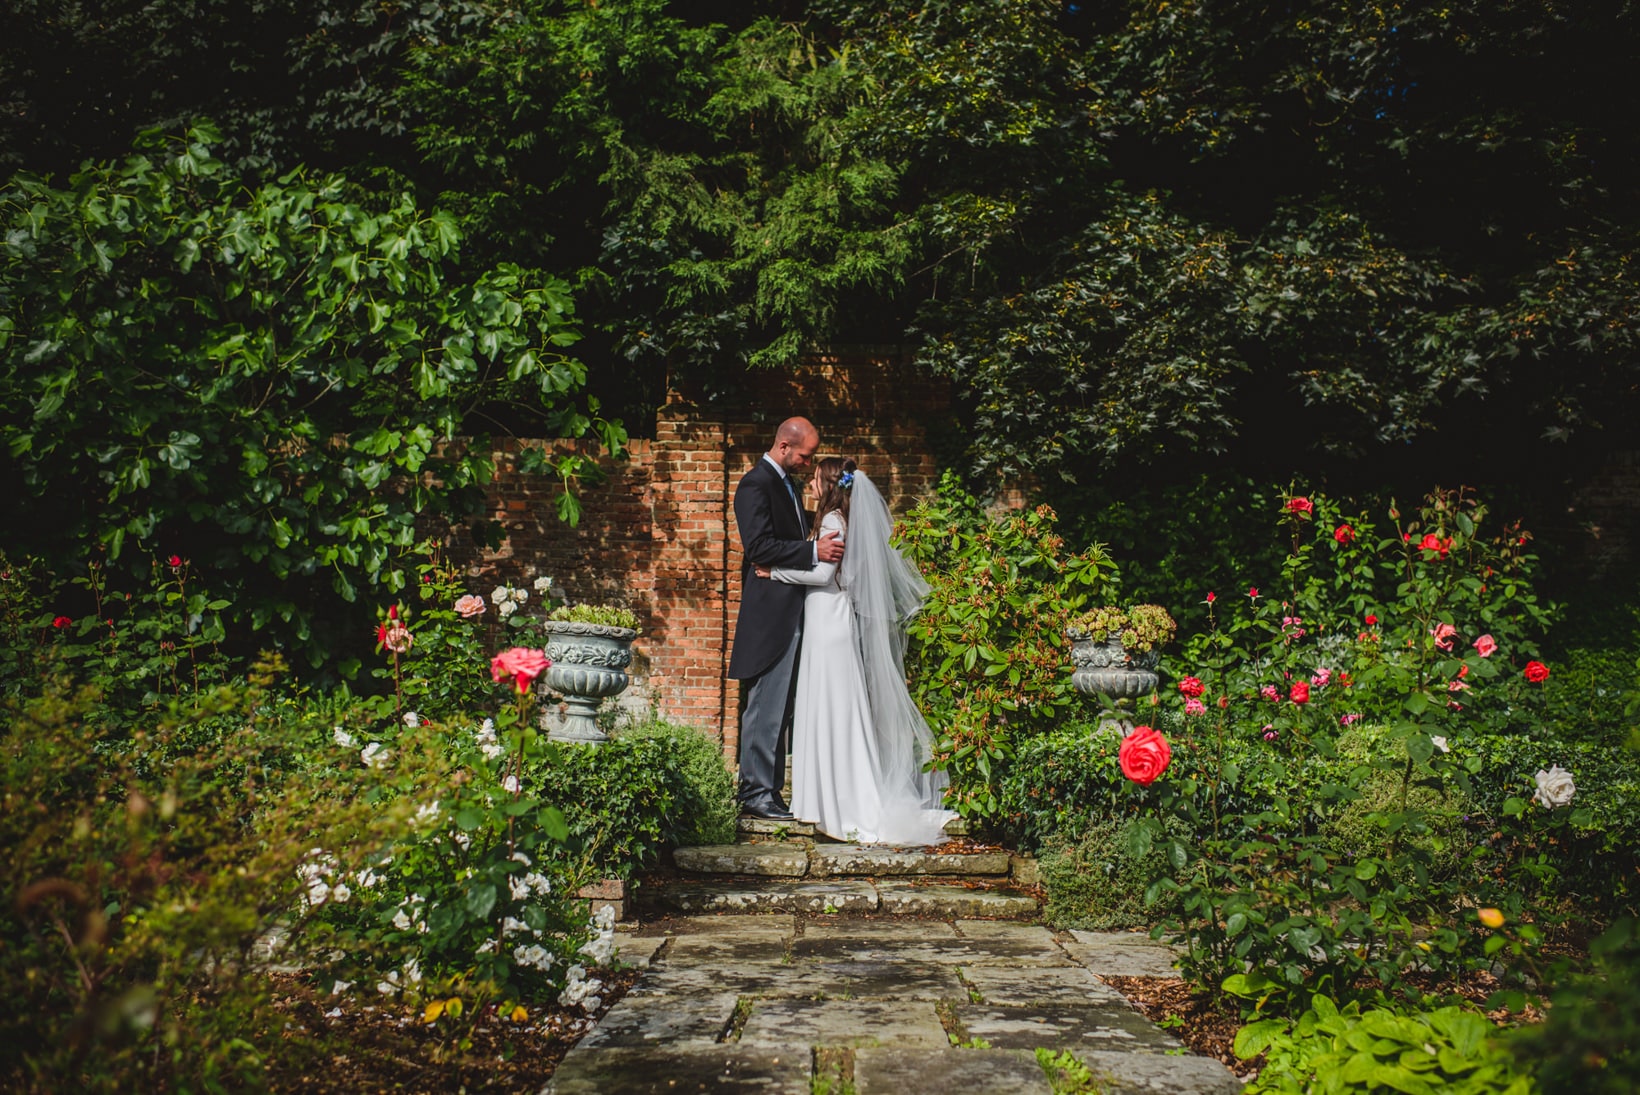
727, 417, 845, 819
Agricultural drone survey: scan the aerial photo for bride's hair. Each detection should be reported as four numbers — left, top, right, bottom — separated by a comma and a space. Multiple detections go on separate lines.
810, 456, 856, 535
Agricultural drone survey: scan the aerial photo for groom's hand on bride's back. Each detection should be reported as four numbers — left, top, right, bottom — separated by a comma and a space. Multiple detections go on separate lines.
817, 530, 845, 564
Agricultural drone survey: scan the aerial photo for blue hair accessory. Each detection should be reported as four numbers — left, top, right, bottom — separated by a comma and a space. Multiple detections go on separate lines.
838, 470, 855, 489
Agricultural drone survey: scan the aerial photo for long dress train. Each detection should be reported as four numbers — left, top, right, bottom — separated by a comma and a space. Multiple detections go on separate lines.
773, 510, 953, 844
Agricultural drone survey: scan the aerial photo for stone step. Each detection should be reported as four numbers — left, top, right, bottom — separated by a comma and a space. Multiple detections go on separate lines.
736, 815, 969, 840
637, 878, 1042, 920
673, 842, 1017, 880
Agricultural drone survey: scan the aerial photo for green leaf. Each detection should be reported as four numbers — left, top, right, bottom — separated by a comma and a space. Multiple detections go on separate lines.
464, 881, 497, 920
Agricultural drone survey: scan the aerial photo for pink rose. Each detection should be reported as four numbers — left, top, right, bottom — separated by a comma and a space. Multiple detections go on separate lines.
1177, 676, 1205, 699
455, 594, 487, 618
1473, 634, 1497, 658
1311, 667, 1331, 688
1119, 727, 1172, 786
1184, 698, 1206, 717
491, 647, 551, 693
1430, 622, 1457, 651
1260, 684, 1281, 703
383, 624, 414, 654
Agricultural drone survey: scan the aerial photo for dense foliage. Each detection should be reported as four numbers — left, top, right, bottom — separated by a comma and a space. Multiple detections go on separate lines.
5, 1, 1634, 488
0, 125, 622, 661
898, 475, 1117, 816
0, 551, 734, 1092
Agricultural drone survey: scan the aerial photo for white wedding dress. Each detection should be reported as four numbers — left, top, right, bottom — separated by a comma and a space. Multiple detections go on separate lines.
772, 505, 955, 845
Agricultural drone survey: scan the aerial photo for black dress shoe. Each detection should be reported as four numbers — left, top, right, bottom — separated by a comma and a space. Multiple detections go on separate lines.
741, 802, 795, 821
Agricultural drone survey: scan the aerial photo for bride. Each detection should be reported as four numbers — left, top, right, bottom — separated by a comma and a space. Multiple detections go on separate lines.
756, 458, 955, 845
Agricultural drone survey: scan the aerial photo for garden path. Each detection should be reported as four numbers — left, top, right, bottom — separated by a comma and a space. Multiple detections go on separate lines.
546, 914, 1242, 1094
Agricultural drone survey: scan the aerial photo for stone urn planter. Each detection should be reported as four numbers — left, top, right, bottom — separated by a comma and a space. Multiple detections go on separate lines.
1066, 629, 1161, 701
542, 620, 637, 744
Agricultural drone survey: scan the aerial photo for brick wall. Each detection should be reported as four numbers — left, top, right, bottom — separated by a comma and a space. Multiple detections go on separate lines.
452, 351, 952, 760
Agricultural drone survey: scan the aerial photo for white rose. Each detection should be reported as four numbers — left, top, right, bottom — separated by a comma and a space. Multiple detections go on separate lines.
1532, 765, 1575, 808
330, 882, 351, 904
1430, 736, 1449, 754
333, 726, 355, 748
502, 775, 520, 793
491, 585, 510, 605
533, 576, 553, 592
402, 711, 421, 728
498, 600, 517, 619
361, 742, 389, 769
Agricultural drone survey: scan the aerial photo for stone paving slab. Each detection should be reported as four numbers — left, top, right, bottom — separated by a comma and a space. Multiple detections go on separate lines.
810, 844, 1012, 877
802, 919, 960, 941
738, 998, 950, 1049
666, 934, 790, 963
737, 817, 817, 837
628, 960, 797, 999
957, 920, 1058, 943
952, 1002, 1180, 1053
576, 991, 739, 1048
611, 934, 668, 969
647, 879, 880, 915
561, 914, 1242, 1095
674, 842, 810, 876
653, 914, 797, 937
1079, 1048, 1245, 1094
785, 957, 969, 1001
961, 963, 1125, 1006
875, 880, 1039, 918
545, 1045, 811, 1094
1063, 930, 1183, 978
854, 1047, 1053, 1094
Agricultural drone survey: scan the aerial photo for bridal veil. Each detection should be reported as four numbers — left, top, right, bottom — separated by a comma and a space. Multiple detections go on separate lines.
838, 471, 953, 842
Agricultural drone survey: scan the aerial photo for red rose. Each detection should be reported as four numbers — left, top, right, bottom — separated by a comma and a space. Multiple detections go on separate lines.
1177, 676, 1205, 699
1217, 695, 1229, 709
1333, 524, 1355, 544
1205, 591, 1215, 603
167, 554, 183, 567
1119, 726, 1172, 786
52, 616, 72, 628
1286, 497, 1314, 516
375, 622, 389, 647
491, 647, 552, 693
1523, 660, 1550, 683
1290, 681, 1310, 704
1364, 614, 1378, 626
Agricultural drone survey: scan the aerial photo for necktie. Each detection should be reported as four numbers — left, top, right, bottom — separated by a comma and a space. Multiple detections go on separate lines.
783, 474, 806, 532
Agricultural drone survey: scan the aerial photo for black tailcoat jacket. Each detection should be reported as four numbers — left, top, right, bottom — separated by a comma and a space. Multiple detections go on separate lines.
727, 458, 816, 681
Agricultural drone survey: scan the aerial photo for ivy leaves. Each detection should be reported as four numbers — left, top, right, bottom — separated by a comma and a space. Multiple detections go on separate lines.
0, 125, 621, 653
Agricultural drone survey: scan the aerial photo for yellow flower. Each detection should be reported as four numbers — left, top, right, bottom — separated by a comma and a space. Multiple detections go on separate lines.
510, 1005, 529, 1023
1478, 908, 1505, 929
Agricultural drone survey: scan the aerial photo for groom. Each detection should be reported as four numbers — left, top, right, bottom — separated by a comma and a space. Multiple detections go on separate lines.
728, 417, 845, 820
